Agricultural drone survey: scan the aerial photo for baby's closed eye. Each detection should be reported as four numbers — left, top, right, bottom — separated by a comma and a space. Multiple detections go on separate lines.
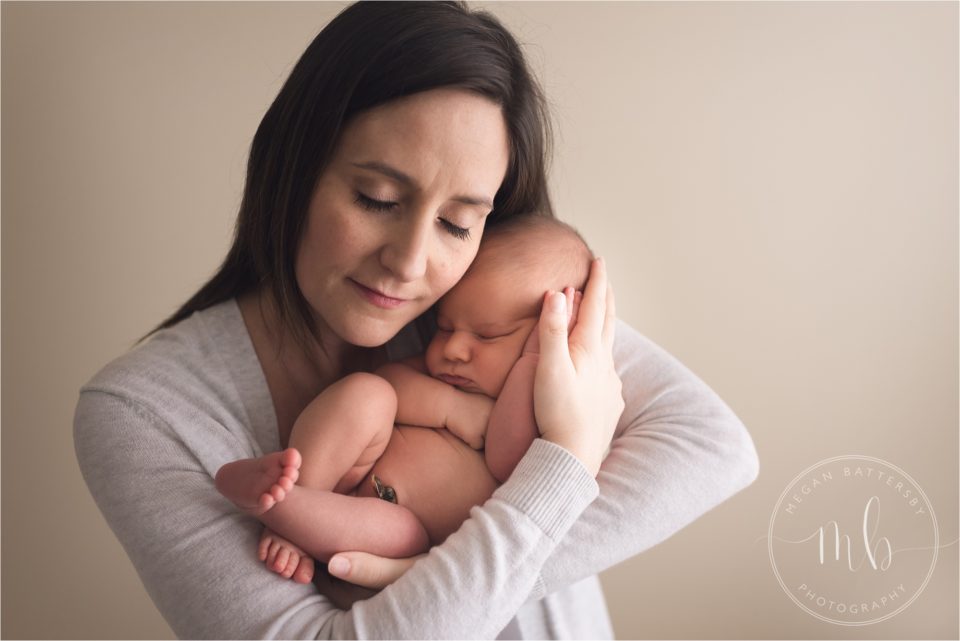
475, 331, 512, 341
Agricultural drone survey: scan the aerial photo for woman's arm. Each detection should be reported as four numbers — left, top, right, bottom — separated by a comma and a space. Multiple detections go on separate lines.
74, 391, 344, 638
516, 261, 757, 597
529, 318, 760, 599
74, 389, 597, 639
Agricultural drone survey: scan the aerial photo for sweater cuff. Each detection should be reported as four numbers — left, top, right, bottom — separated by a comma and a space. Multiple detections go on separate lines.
492, 438, 599, 542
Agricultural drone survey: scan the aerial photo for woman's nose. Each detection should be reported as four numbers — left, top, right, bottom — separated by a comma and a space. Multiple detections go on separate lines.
443, 331, 472, 363
380, 217, 430, 283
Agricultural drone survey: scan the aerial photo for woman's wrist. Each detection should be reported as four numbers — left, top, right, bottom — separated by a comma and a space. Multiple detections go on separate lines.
494, 439, 599, 541
541, 434, 603, 477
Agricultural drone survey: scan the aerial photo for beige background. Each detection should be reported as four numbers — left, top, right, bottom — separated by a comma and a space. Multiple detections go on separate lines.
2, 1, 957, 638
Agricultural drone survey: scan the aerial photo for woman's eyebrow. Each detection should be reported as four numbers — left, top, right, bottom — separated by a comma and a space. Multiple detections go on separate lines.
351, 161, 493, 208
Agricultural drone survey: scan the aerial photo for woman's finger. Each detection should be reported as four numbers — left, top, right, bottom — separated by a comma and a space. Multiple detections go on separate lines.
536, 290, 571, 374
601, 283, 617, 353
568, 290, 583, 334
563, 287, 576, 328
570, 258, 607, 347
327, 551, 425, 589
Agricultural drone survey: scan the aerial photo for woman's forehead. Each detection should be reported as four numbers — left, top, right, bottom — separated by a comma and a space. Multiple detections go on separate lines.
333, 90, 509, 195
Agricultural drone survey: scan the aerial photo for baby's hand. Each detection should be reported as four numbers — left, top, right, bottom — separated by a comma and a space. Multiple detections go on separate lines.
446, 391, 494, 449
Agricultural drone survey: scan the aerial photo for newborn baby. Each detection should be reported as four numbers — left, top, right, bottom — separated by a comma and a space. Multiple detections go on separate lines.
216, 215, 592, 583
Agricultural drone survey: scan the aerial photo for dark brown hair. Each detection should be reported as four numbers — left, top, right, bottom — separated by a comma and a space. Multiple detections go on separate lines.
142, 1, 554, 353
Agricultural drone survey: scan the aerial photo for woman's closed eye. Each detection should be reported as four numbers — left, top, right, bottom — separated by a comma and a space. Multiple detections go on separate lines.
354, 191, 398, 212
439, 219, 471, 241
354, 192, 471, 241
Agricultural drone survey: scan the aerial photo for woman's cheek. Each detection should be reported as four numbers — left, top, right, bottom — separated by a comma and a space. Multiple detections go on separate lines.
432, 253, 457, 293
439, 245, 479, 294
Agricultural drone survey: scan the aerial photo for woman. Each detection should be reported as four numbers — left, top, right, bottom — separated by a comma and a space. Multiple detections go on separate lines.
74, 2, 758, 638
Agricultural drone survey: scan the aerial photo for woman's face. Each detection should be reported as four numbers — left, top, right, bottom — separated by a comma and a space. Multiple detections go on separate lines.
296, 89, 510, 348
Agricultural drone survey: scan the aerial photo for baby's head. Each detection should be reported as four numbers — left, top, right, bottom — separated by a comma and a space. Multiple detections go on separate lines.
425, 215, 593, 397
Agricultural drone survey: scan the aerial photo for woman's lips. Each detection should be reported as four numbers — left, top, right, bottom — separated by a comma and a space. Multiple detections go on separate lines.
350, 279, 409, 310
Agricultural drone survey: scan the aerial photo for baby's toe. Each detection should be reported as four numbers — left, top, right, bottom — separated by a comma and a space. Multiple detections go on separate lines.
266, 540, 281, 566
293, 557, 315, 584
258, 536, 273, 561
274, 548, 291, 572
281, 553, 299, 579
258, 494, 276, 512
280, 447, 301, 470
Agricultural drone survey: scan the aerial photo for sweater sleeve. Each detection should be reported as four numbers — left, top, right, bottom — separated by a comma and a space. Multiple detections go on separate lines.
74, 389, 597, 640
528, 320, 759, 600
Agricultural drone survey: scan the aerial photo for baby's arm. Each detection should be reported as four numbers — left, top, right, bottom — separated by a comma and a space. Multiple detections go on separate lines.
484, 352, 539, 483
375, 359, 493, 449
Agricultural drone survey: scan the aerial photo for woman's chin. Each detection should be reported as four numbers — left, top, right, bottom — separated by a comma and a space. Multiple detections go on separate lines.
336, 317, 409, 348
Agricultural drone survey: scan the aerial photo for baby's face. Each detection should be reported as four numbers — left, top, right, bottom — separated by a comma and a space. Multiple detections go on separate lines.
425, 267, 539, 398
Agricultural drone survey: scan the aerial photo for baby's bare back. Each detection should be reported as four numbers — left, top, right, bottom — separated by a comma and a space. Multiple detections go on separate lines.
357, 425, 498, 545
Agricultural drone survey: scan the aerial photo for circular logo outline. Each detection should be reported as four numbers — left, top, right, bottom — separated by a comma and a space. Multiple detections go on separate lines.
767, 454, 939, 626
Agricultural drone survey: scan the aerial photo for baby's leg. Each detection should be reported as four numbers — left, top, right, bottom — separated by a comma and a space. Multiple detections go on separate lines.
215, 448, 301, 516
258, 486, 429, 562
215, 449, 319, 581
254, 373, 425, 575
289, 372, 397, 492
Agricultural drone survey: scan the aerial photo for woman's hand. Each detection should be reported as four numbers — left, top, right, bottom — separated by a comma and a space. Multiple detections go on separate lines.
314, 552, 426, 609
321, 551, 426, 593
534, 258, 623, 476
312, 564, 380, 610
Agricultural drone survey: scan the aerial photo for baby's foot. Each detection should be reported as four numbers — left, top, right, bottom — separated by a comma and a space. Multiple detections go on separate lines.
215, 448, 301, 516
259, 527, 315, 584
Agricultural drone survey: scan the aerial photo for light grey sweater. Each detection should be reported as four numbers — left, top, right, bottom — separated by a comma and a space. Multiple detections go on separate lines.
74, 299, 758, 639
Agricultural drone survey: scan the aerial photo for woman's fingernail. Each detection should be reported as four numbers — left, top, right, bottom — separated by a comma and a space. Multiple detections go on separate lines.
328, 556, 350, 577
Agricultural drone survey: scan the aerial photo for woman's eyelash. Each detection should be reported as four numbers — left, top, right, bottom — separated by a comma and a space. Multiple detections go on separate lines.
440, 219, 471, 241
354, 192, 397, 212
354, 192, 471, 241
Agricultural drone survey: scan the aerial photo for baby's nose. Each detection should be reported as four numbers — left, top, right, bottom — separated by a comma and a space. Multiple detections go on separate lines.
443, 331, 472, 362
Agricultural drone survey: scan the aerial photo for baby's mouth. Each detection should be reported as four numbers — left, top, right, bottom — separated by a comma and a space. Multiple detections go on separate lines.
435, 373, 473, 387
